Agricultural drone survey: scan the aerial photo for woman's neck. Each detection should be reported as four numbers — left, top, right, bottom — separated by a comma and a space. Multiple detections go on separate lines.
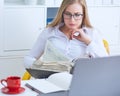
59, 25, 72, 40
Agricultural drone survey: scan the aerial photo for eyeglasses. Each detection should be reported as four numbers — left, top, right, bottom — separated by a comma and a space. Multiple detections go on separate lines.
63, 12, 83, 20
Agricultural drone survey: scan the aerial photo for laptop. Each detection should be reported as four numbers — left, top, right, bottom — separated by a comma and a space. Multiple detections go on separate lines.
69, 55, 120, 96
38, 55, 120, 96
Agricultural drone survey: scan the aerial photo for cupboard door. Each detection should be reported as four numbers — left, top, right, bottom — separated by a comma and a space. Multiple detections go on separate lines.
3, 7, 45, 55
0, 0, 4, 55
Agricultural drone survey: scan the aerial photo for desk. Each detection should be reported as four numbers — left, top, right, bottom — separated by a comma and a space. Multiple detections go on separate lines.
0, 80, 38, 96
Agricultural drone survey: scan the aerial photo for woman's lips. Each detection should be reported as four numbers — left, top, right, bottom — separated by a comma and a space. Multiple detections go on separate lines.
69, 24, 75, 26
69, 24, 75, 27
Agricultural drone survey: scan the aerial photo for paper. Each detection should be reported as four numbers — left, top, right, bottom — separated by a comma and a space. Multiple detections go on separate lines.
32, 61, 72, 72
31, 40, 73, 73
25, 72, 72, 94
42, 40, 70, 62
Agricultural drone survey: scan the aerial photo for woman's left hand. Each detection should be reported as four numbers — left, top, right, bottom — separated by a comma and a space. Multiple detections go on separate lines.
72, 29, 91, 45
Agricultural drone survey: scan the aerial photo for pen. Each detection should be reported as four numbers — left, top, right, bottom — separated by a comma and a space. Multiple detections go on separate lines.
25, 83, 42, 94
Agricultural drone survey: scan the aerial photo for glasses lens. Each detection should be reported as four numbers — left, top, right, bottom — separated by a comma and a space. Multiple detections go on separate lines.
74, 14, 83, 20
64, 13, 71, 19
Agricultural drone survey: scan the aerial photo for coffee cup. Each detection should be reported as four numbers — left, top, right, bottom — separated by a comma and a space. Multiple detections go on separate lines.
1, 76, 21, 91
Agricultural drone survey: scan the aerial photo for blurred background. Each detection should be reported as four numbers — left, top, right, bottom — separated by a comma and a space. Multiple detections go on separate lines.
0, 0, 120, 79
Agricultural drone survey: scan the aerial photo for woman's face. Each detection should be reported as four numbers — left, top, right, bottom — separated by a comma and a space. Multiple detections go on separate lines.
63, 3, 83, 30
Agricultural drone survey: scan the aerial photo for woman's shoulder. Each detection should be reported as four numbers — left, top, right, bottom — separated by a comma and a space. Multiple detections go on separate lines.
45, 23, 62, 31
39, 26, 58, 39
43, 26, 54, 32
84, 27, 101, 34
83, 26, 96, 32
39, 27, 54, 36
84, 27, 104, 39
44, 25, 59, 32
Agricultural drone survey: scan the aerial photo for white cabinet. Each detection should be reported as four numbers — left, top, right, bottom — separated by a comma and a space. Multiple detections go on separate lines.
0, 1, 46, 56
3, 7, 45, 56
0, 0, 62, 57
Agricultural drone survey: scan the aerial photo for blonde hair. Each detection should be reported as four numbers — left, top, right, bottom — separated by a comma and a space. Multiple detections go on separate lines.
47, 0, 92, 28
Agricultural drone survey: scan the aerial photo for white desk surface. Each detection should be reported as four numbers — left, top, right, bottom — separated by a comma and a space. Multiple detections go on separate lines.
0, 80, 38, 96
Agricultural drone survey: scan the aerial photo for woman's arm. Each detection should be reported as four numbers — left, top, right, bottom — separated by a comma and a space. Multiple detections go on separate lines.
24, 29, 49, 68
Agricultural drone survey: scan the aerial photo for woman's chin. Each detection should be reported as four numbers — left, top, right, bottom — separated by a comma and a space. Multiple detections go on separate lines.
69, 27, 77, 30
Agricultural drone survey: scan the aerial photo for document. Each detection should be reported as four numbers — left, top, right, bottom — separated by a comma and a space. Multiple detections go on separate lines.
42, 40, 70, 62
31, 40, 74, 73
25, 72, 72, 94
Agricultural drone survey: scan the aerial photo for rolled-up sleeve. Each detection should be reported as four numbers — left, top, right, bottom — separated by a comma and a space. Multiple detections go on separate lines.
86, 29, 108, 57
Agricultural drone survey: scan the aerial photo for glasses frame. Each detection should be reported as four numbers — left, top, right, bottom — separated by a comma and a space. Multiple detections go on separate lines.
63, 12, 83, 20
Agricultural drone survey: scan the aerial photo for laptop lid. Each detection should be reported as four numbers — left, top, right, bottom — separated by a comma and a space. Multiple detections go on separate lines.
69, 56, 120, 96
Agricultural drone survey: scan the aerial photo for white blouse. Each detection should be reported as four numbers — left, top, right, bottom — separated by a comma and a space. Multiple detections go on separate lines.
24, 24, 108, 68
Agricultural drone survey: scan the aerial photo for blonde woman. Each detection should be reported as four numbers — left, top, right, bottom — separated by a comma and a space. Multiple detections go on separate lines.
24, 0, 108, 68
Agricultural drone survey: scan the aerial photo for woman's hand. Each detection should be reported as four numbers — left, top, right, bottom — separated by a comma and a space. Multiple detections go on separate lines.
72, 29, 91, 45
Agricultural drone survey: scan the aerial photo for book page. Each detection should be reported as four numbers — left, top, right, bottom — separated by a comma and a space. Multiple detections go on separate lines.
25, 79, 64, 94
46, 72, 72, 90
25, 72, 72, 94
42, 40, 70, 62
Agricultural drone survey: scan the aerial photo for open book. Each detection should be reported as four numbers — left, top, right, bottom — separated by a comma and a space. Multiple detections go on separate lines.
25, 72, 72, 94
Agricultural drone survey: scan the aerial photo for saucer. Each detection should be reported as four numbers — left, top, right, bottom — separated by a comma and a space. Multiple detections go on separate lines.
1, 87, 25, 94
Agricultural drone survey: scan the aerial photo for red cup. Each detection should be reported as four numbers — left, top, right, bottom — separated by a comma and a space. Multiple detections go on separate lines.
1, 76, 21, 91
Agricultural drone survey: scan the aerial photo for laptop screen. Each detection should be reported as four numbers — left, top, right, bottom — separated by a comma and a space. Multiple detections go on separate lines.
69, 56, 120, 96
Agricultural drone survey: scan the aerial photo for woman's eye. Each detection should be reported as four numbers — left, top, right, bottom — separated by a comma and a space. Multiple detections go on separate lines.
66, 13, 72, 16
75, 14, 81, 17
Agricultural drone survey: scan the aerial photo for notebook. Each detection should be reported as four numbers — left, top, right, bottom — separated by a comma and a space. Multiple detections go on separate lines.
25, 72, 72, 94
69, 55, 120, 96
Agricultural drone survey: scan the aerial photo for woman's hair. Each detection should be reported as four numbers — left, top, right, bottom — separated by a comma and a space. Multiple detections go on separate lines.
47, 0, 92, 28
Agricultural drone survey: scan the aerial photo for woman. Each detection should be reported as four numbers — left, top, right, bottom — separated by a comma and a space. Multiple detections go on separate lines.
24, 0, 108, 68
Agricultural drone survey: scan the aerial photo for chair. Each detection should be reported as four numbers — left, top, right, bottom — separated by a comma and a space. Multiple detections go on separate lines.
103, 39, 110, 54
22, 71, 31, 80
22, 39, 110, 80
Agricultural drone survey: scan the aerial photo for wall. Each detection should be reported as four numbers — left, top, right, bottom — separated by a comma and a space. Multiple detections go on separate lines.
0, 56, 25, 79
